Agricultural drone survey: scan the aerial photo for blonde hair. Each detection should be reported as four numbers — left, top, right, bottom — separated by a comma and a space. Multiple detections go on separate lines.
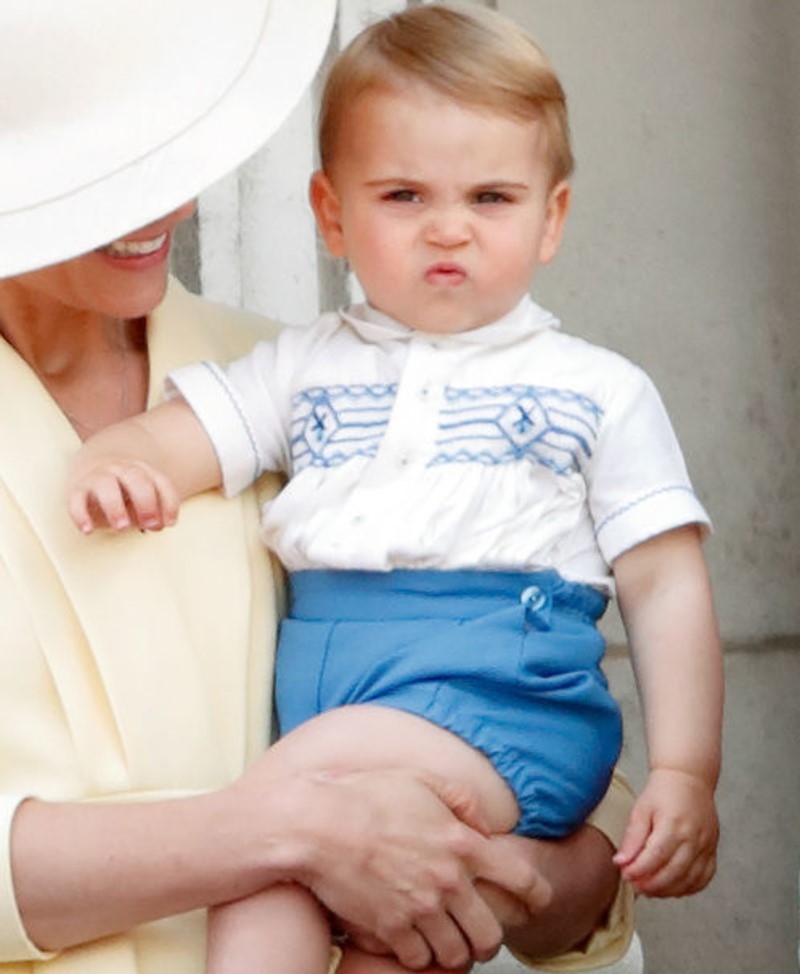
318, 2, 574, 186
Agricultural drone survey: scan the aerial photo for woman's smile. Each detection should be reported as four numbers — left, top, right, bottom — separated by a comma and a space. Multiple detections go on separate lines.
100, 233, 169, 258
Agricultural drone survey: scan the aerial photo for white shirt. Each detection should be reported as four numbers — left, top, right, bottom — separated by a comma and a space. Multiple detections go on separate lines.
169, 296, 710, 592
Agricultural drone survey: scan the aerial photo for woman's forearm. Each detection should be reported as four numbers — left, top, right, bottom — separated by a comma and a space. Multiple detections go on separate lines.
10, 763, 535, 967
11, 788, 280, 950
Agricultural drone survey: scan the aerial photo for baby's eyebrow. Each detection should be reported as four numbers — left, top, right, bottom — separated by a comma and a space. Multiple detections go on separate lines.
363, 178, 531, 191
471, 180, 530, 192
364, 177, 423, 188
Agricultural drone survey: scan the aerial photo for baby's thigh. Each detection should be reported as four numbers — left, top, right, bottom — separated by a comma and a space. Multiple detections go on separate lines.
267, 704, 519, 833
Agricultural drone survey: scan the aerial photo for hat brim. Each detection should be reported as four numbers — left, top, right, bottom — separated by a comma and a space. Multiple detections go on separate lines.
0, 0, 337, 277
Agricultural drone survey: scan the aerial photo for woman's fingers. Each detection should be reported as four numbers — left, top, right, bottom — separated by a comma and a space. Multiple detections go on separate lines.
418, 881, 502, 967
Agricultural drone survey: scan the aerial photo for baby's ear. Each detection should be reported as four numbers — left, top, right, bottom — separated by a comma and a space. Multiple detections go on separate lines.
539, 180, 571, 266
309, 170, 346, 257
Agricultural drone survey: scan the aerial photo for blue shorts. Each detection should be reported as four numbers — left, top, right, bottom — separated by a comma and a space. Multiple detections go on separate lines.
276, 569, 622, 837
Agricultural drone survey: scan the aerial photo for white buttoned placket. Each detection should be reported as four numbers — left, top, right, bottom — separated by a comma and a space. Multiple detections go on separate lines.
338, 334, 453, 552
374, 336, 446, 470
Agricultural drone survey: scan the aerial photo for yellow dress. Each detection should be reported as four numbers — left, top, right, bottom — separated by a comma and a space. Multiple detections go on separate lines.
0, 279, 280, 972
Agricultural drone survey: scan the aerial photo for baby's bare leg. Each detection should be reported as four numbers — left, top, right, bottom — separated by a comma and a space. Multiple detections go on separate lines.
268, 705, 519, 835
206, 882, 330, 974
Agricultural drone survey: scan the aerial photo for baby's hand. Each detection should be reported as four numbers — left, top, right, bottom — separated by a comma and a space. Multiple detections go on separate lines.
613, 768, 718, 898
66, 456, 180, 534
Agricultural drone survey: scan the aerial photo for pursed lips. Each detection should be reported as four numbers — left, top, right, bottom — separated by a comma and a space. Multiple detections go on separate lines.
425, 262, 467, 286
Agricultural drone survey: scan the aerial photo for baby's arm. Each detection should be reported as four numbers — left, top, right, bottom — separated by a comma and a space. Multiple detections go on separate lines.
612, 524, 723, 897
66, 398, 222, 533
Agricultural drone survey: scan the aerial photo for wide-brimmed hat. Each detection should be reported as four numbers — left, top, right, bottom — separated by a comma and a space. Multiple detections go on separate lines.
0, 0, 337, 277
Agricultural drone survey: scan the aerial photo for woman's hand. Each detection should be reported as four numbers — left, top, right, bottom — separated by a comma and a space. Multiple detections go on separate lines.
226, 763, 545, 971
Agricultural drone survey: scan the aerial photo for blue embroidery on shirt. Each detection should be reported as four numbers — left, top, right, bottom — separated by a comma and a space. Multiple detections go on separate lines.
433, 386, 602, 474
291, 385, 396, 470
290, 383, 602, 475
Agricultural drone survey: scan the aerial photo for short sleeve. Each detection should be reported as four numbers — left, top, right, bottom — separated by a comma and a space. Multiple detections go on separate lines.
167, 340, 289, 498
588, 365, 710, 564
0, 796, 56, 961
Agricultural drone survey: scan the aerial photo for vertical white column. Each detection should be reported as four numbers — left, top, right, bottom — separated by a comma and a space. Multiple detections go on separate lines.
197, 89, 318, 325
237, 91, 320, 326
196, 172, 242, 309
196, 0, 411, 323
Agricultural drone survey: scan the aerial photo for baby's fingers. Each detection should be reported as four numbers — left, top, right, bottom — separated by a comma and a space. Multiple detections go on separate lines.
68, 466, 179, 533
630, 851, 713, 898
119, 466, 180, 531
68, 475, 133, 532
633, 841, 717, 898
67, 489, 101, 534
620, 823, 717, 898
617, 824, 677, 885
613, 802, 653, 869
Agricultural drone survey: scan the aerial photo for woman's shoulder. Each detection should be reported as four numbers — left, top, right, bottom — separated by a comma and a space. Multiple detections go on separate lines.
160, 277, 282, 355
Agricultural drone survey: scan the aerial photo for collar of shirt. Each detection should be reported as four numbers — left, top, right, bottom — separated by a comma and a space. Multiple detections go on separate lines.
339, 294, 561, 348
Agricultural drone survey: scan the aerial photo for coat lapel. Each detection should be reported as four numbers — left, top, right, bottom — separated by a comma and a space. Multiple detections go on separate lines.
0, 282, 265, 788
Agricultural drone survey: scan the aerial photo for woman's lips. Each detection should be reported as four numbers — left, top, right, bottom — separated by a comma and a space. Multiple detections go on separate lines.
95, 231, 171, 271
100, 233, 169, 258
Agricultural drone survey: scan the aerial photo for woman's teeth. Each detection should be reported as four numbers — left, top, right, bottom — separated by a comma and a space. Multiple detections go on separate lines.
104, 233, 167, 257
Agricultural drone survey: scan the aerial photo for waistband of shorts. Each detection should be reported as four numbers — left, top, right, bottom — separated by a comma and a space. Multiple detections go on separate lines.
288, 568, 608, 623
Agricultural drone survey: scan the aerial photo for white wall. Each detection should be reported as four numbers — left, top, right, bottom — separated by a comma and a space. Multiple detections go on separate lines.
499, 0, 800, 644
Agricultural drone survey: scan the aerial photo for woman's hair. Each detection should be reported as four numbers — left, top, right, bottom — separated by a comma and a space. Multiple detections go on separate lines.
318, 2, 574, 186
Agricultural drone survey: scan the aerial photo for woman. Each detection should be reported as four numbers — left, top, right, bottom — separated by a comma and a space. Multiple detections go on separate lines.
0, 2, 634, 971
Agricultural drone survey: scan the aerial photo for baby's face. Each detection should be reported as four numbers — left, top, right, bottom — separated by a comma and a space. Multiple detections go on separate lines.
312, 83, 569, 335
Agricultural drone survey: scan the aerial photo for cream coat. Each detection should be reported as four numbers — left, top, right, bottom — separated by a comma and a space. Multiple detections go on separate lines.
0, 280, 280, 971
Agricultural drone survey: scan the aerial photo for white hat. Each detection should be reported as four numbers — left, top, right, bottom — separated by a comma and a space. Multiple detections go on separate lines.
0, 0, 337, 277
